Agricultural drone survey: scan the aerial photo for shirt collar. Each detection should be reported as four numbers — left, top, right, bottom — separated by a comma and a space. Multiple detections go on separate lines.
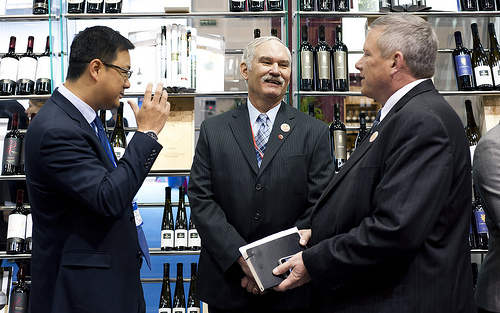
247, 99, 281, 130
379, 78, 427, 122
58, 84, 98, 125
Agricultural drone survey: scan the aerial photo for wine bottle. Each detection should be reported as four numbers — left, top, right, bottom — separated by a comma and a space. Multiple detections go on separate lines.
379, 0, 391, 11
460, 0, 478, 10
87, 0, 104, 13
6, 190, 27, 255
2, 114, 22, 175
270, 28, 278, 37
473, 185, 488, 250
104, 0, 122, 13
173, 263, 186, 312
334, 0, 350, 11
229, 0, 247, 11
471, 262, 479, 291
35, 36, 52, 95
110, 102, 127, 160
488, 23, 500, 89
471, 23, 494, 90
465, 99, 481, 165
301, 0, 314, 10
0, 37, 19, 96
188, 212, 201, 251
68, 0, 85, 13
315, 25, 331, 91
159, 263, 172, 313
267, 0, 283, 10
452, 31, 474, 91
32, 0, 49, 14
330, 103, 346, 172
25, 205, 32, 254
308, 103, 315, 117
317, 0, 332, 10
470, 205, 478, 249
300, 25, 314, 91
253, 28, 261, 39
249, 0, 264, 11
161, 187, 175, 251
478, 0, 495, 10
174, 186, 188, 251
354, 112, 367, 150
9, 265, 29, 313
19, 113, 34, 176
99, 110, 108, 139
332, 25, 349, 91
187, 263, 200, 313
16, 36, 37, 95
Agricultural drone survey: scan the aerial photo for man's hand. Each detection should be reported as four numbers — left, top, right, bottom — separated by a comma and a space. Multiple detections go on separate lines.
128, 82, 170, 135
237, 256, 266, 295
299, 229, 311, 246
272, 251, 311, 292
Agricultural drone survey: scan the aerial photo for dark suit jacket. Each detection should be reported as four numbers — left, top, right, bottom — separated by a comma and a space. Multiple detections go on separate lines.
25, 89, 162, 313
302, 80, 477, 313
187, 102, 334, 310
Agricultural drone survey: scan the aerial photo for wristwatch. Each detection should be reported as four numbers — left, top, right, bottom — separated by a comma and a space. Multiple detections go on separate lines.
142, 131, 158, 141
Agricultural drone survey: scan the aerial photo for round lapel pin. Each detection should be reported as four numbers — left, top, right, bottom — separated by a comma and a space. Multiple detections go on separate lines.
278, 134, 284, 140
369, 131, 379, 143
281, 123, 290, 132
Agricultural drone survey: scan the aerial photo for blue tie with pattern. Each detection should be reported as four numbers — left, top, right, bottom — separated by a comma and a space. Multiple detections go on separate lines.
255, 114, 270, 167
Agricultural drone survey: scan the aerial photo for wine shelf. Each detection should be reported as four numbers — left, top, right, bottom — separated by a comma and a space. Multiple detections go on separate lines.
295, 90, 500, 97
0, 14, 59, 22
64, 11, 287, 20
295, 10, 500, 18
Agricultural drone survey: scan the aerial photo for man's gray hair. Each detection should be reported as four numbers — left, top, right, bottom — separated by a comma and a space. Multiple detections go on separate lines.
242, 36, 292, 71
371, 14, 438, 79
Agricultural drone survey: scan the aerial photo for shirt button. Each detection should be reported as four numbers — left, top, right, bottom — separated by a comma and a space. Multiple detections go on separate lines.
254, 213, 260, 220
255, 184, 262, 191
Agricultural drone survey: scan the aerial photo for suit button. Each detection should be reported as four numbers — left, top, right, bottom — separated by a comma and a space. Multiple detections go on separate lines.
255, 184, 262, 191
254, 213, 260, 220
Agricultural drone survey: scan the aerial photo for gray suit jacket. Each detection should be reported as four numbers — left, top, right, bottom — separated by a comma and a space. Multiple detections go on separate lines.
473, 123, 500, 312
187, 101, 334, 310
302, 80, 476, 313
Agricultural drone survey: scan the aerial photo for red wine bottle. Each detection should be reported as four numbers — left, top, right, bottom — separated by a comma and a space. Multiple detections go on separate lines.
473, 186, 488, 249
471, 23, 494, 90
35, 36, 52, 95
249, 0, 264, 11
87, 0, 103, 13
229, 0, 247, 11
478, 0, 495, 10
2, 114, 22, 175
104, 0, 122, 13
317, 0, 332, 11
465, 100, 481, 165
332, 25, 349, 91
174, 186, 188, 251
334, 0, 349, 11
460, 0, 478, 10
161, 187, 175, 251
32, 0, 49, 14
25, 204, 32, 254
187, 263, 200, 313
159, 263, 172, 312
267, 0, 283, 10
68, 0, 85, 13
330, 103, 346, 172
16, 36, 37, 95
173, 263, 186, 312
6, 190, 27, 255
271, 28, 278, 37
315, 25, 331, 91
488, 23, 500, 89
301, 0, 314, 10
452, 31, 474, 91
354, 112, 367, 150
253, 28, 261, 39
300, 25, 314, 91
0, 37, 19, 96
9, 265, 29, 313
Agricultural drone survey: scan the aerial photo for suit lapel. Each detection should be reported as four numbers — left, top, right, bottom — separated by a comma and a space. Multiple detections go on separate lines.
229, 103, 260, 174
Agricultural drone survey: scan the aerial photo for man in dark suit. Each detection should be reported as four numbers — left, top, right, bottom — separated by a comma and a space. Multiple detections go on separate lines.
25, 26, 170, 312
273, 14, 476, 312
187, 36, 333, 312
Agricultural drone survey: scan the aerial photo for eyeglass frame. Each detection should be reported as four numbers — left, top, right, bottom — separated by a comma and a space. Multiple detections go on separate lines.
101, 61, 133, 80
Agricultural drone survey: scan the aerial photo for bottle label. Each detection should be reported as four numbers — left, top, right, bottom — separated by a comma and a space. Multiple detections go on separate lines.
161, 229, 174, 248
454, 55, 473, 77
36, 56, 51, 80
7, 214, 27, 239
159, 309, 172, 313
470, 145, 476, 165
0, 58, 19, 81
3, 137, 21, 166
475, 210, 488, 234
492, 64, 500, 87
10, 293, 28, 312
173, 309, 185, 313
333, 130, 347, 159
317, 51, 331, 80
17, 57, 37, 82
68, 0, 84, 3
113, 147, 125, 160
26, 213, 32, 238
188, 229, 201, 248
88, 0, 103, 3
300, 51, 313, 80
187, 309, 200, 313
175, 229, 188, 247
474, 65, 493, 86
333, 51, 347, 80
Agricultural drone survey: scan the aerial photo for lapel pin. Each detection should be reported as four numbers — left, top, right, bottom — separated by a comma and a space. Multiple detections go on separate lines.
281, 123, 290, 132
278, 134, 284, 140
369, 131, 379, 143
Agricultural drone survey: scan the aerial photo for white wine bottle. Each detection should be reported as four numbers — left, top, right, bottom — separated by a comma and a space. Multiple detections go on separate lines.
161, 187, 175, 251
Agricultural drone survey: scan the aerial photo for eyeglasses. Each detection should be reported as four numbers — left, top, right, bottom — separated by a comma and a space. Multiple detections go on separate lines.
102, 61, 133, 80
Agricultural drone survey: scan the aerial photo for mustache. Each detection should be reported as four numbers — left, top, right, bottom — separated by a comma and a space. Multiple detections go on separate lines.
261, 74, 285, 86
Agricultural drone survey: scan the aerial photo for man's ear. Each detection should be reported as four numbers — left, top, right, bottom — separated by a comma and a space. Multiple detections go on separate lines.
390, 51, 404, 75
89, 59, 103, 81
240, 62, 249, 80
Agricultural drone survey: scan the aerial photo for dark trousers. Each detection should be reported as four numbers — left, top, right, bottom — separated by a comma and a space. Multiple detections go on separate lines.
478, 308, 498, 313
208, 306, 310, 313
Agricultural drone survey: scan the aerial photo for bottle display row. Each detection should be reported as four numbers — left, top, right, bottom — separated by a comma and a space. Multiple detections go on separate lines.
379, 0, 429, 12
229, 0, 284, 12
2, 113, 32, 176
159, 262, 200, 313
6, 189, 32, 255
460, 0, 499, 11
299, 0, 350, 11
300, 24, 349, 92
0, 36, 52, 96
68, 0, 123, 14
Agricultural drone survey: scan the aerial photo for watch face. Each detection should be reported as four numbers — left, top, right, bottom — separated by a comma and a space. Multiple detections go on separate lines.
145, 131, 158, 141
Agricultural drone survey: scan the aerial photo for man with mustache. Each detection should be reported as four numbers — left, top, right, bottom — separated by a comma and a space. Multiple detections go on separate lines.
187, 36, 333, 313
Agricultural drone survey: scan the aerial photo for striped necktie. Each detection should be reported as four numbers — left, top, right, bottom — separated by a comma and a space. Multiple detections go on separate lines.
255, 113, 270, 167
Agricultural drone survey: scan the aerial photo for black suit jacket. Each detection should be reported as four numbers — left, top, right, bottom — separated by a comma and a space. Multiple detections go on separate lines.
25, 89, 162, 313
187, 102, 334, 310
302, 80, 477, 313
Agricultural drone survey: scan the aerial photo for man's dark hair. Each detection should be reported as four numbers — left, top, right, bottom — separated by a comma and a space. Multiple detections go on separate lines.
66, 26, 134, 81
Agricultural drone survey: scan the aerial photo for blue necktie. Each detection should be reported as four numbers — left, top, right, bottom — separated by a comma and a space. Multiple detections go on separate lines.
372, 110, 381, 129
255, 114, 270, 167
92, 116, 151, 270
